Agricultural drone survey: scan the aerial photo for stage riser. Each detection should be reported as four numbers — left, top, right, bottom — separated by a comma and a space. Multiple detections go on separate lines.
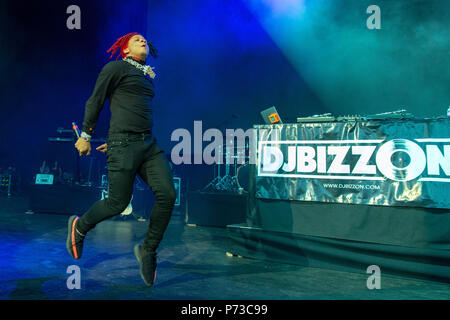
28, 185, 155, 216
186, 192, 247, 227
250, 199, 450, 250
227, 224, 450, 284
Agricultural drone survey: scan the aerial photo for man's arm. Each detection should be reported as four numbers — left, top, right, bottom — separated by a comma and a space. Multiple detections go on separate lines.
75, 62, 122, 156
81, 61, 123, 137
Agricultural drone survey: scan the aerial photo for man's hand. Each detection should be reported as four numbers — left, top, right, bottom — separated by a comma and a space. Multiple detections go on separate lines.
96, 143, 108, 153
75, 138, 91, 156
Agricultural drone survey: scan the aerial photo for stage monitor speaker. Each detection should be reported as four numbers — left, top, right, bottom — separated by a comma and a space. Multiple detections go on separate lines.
28, 184, 102, 215
186, 191, 247, 227
28, 184, 154, 217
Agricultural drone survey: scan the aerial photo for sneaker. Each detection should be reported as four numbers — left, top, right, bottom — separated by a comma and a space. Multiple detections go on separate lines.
134, 244, 157, 286
66, 215, 85, 260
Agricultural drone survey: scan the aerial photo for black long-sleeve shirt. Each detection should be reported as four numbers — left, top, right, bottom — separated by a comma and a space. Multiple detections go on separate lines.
82, 57, 155, 136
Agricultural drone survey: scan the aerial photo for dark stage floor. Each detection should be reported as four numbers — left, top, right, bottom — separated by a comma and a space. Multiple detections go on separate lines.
0, 196, 449, 300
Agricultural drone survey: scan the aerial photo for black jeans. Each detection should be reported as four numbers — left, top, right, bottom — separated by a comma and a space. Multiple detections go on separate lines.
77, 132, 176, 252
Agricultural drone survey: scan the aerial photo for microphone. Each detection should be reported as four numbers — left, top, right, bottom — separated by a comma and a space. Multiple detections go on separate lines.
72, 122, 81, 139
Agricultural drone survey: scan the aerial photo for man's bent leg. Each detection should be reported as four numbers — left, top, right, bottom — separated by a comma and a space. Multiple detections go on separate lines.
77, 169, 136, 235
138, 151, 176, 252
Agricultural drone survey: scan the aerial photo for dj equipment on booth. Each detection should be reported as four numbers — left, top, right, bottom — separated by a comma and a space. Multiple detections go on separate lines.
296, 113, 336, 123
296, 109, 415, 123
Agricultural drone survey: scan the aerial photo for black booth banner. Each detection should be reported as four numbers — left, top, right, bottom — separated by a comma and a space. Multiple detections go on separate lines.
254, 119, 450, 209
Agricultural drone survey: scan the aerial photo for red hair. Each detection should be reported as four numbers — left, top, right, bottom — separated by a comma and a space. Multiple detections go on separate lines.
107, 32, 158, 60
107, 32, 139, 60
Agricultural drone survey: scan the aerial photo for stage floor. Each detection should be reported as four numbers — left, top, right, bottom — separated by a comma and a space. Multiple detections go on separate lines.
0, 196, 449, 300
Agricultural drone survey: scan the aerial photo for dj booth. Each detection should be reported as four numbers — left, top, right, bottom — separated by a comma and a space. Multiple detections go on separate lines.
227, 117, 450, 283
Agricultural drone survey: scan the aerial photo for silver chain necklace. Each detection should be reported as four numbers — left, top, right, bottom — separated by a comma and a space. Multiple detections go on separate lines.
123, 57, 156, 79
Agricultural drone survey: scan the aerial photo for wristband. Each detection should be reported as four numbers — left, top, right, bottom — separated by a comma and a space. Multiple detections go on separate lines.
81, 132, 92, 142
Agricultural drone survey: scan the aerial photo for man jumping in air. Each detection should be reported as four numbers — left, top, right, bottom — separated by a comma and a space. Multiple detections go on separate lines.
67, 32, 176, 287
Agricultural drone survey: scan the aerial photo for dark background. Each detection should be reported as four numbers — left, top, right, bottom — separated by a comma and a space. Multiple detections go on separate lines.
0, 0, 449, 191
